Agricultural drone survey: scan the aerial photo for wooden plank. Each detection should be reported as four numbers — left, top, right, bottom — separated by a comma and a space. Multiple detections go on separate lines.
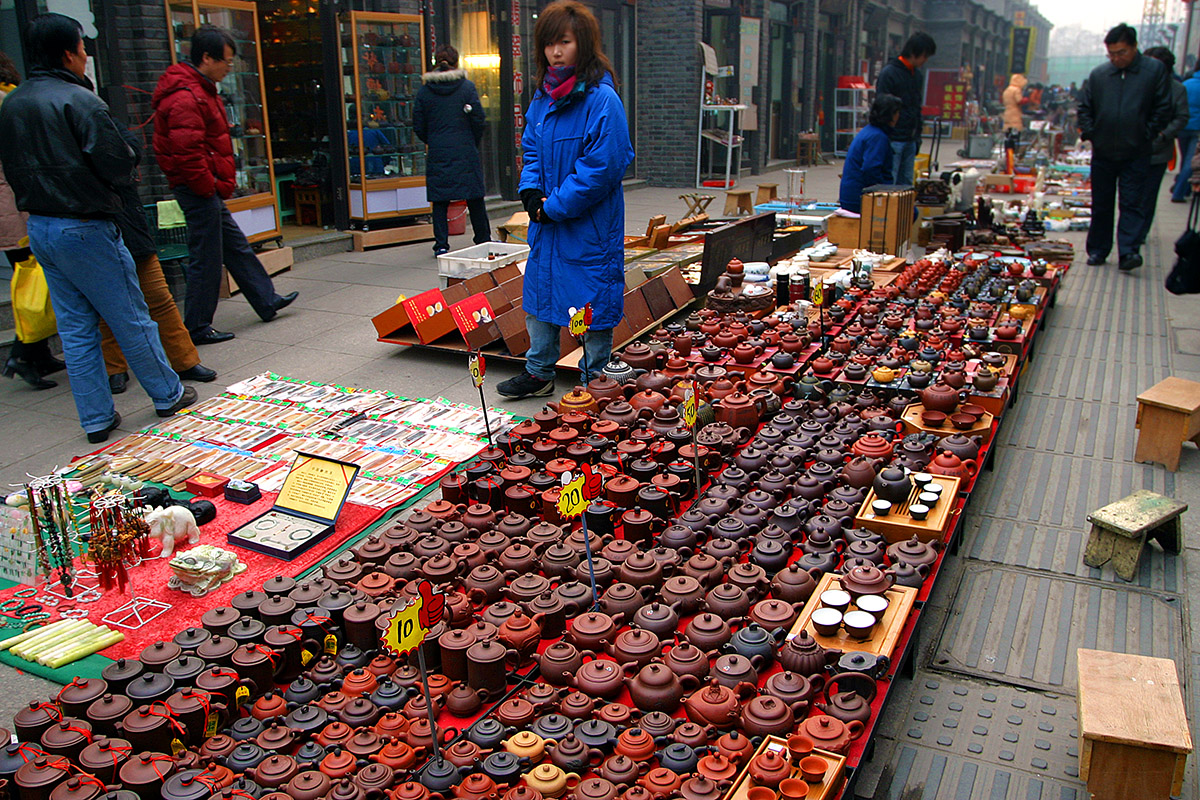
1077, 649, 1193, 753
785, 573, 917, 661
1137, 376, 1200, 414
352, 224, 435, 251
1086, 490, 1187, 537
719, 736, 846, 800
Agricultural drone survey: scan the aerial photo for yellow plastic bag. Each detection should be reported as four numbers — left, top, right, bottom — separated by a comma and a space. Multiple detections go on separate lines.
9, 237, 57, 344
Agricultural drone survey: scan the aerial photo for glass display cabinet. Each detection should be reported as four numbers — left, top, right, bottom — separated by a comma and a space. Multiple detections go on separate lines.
166, 0, 282, 243
340, 11, 429, 228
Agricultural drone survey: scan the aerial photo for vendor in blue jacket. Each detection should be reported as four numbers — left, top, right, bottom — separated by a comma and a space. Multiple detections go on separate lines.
497, 0, 635, 401
838, 93, 902, 214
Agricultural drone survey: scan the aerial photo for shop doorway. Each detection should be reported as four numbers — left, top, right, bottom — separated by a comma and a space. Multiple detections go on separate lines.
766, 1, 794, 161
447, 0, 502, 198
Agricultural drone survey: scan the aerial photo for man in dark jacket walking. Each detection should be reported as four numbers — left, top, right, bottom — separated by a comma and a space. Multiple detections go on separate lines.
1077, 23, 1174, 270
875, 32, 936, 186
1134, 46, 1188, 251
152, 26, 297, 345
0, 13, 194, 443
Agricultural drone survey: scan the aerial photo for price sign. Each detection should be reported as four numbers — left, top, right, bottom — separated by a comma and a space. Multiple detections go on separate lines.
681, 381, 698, 428
557, 473, 588, 518
381, 580, 444, 657
469, 354, 486, 388
810, 282, 824, 307
568, 305, 593, 337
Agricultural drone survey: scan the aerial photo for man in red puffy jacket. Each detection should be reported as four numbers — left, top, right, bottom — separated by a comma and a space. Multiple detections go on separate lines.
152, 26, 296, 345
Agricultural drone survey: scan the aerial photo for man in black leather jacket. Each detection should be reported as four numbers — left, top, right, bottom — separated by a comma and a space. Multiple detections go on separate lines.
0, 13, 193, 443
1077, 23, 1174, 271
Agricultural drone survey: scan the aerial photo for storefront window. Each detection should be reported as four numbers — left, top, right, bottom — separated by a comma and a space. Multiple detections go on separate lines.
447, 0, 501, 196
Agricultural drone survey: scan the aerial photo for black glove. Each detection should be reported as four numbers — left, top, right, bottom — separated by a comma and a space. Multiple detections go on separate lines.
520, 188, 548, 223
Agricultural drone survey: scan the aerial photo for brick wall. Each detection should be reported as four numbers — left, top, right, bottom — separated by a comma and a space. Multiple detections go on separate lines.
634, 0, 702, 187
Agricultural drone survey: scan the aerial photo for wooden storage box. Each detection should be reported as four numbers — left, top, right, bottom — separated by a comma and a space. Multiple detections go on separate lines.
861, 185, 915, 255
824, 215, 862, 249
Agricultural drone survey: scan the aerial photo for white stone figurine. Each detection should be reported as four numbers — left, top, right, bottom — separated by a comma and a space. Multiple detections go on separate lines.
144, 505, 200, 557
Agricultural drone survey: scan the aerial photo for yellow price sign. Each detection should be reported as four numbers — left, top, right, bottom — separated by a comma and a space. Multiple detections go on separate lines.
680, 382, 698, 428
382, 596, 429, 658
557, 473, 589, 519
468, 354, 485, 388
568, 305, 592, 336
810, 281, 824, 307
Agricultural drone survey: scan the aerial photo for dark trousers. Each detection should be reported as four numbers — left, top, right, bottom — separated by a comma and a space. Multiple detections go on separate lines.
1087, 154, 1153, 261
431, 197, 491, 252
173, 186, 277, 335
1134, 161, 1170, 249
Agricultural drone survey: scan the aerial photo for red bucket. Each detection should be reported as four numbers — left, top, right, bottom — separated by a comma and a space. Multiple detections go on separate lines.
447, 200, 468, 235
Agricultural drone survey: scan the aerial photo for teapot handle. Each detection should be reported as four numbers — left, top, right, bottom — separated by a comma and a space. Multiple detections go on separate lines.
824, 670, 878, 703
846, 719, 865, 740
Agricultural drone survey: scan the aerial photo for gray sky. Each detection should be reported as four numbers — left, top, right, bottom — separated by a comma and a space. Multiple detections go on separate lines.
1041, 0, 1172, 32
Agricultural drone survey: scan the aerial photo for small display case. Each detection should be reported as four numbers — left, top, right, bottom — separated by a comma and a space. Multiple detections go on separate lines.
340, 11, 429, 228
227, 452, 359, 560
166, 0, 282, 243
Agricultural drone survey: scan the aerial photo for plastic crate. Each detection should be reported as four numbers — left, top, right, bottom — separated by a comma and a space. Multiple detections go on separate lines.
143, 203, 189, 262
436, 241, 529, 278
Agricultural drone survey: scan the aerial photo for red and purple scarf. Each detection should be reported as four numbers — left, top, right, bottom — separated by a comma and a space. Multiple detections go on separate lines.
544, 64, 577, 101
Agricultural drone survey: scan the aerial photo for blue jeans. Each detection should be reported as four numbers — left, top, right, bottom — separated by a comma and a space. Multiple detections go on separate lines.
1172, 132, 1198, 201
890, 140, 918, 186
26, 216, 183, 433
524, 314, 614, 380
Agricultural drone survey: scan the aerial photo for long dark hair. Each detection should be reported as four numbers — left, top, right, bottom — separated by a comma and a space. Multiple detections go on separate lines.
533, 0, 615, 90
0, 50, 20, 85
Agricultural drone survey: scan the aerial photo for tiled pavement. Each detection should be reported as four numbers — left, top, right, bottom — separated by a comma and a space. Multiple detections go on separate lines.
1, 163, 1198, 799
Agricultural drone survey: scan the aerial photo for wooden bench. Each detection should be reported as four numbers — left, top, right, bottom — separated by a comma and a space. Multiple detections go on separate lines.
1082, 489, 1185, 581
1077, 649, 1192, 800
1135, 376, 1200, 471
755, 183, 778, 205
723, 189, 755, 216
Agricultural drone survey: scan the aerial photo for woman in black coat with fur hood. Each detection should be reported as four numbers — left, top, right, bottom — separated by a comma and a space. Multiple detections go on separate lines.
414, 45, 492, 255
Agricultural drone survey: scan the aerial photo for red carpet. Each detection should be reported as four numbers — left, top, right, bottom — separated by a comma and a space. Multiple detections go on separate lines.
0, 492, 384, 661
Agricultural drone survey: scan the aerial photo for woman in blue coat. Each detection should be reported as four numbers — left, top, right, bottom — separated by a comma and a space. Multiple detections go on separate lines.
839, 93, 902, 214
497, 0, 634, 400
414, 45, 492, 255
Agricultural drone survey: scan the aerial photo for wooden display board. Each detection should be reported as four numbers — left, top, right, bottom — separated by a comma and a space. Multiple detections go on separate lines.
786, 572, 917, 661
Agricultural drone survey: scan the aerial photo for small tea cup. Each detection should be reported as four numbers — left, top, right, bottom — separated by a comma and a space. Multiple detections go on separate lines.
819, 589, 851, 613
799, 756, 828, 784
811, 607, 843, 637
842, 610, 877, 640
871, 499, 892, 517
855, 594, 889, 615
918, 491, 940, 508
747, 787, 777, 800
786, 734, 814, 762
779, 779, 809, 800
909, 503, 930, 521
912, 472, 933, 489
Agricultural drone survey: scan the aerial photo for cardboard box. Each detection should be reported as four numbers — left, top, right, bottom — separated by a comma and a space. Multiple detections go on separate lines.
498, 211, 529, 244
402, 287, 456, 344
498, 276, 525, 308
862, 186, 915, 255
983, 174, 1014, 193
641, 277, 675, 320
825, 215, 862, 248
624, 264, 648, 290
482, 286, 513, 317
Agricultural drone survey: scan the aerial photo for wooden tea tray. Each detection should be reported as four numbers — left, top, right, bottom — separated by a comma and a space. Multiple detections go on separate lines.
855, 474, 962, 543
786, 573, 917, 661
901, 402, 994, 443
720, 735, 846, 800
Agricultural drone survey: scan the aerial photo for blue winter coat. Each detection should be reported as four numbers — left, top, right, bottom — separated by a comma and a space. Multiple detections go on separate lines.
519, 73, 634, 330
839, 124, 894, 213
1184, 74, 1200, 133
414, 69, 486, 202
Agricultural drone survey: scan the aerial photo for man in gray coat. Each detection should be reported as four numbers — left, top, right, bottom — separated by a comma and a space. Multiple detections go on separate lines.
1136, 46, 1188, 251
1077, 23, 1174, 271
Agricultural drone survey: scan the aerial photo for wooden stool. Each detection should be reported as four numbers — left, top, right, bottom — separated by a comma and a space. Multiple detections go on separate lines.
294, 186, 323, 227
1082, 489, 1186, 581
679, 193, 714, 217
796, 135, 820, 166
1135, 376, 1200, 471
755, 183, 778, 205
723, 189, 754, 216
1077, 649, 1192, 800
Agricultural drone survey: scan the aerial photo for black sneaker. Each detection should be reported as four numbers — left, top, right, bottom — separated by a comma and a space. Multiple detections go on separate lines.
1086, 255, 1106, 266
1119, 253, 1143, 271
496, 372, 555, 399
109, 372, 128, 394
86, 412, 121, 444
157, 385, 198, 418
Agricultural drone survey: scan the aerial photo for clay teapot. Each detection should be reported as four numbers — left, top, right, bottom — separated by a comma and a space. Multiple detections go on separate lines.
746, 749, 790, 788
926, 450, 978, 480
623, 662, 699, 714
814, 671, 877, 725
682, 680, 752, 729
795, 714, 864, 755
887, 536, 942, 569
778, 630, 841, 677
739, 696, 795, 738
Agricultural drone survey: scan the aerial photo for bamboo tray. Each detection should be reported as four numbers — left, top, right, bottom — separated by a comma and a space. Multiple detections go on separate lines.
901, 402, 994, 442
785, 572, 917, 661
854, 474, 962, 543
719, 735, 847, 800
